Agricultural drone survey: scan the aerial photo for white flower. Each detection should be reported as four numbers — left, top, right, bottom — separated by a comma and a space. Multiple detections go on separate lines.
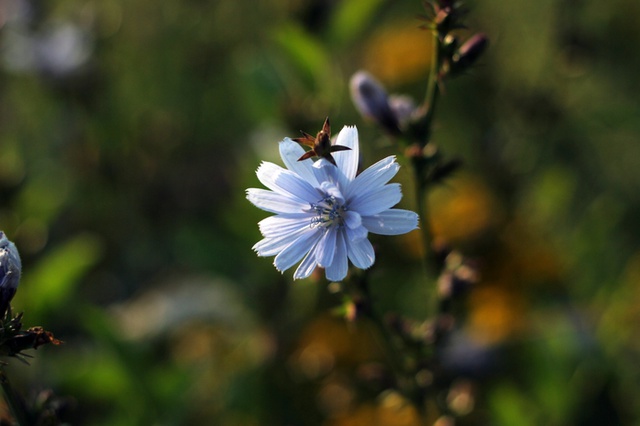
247, 125, 419, 281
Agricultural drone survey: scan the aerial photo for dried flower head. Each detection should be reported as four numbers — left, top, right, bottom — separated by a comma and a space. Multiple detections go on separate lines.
292, 117, 351, 166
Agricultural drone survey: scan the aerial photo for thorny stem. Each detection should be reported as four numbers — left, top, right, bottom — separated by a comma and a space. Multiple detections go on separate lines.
0, 370, 29, 426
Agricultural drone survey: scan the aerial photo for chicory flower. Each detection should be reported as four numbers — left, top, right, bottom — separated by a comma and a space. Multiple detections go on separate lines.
247, 125, 418, 281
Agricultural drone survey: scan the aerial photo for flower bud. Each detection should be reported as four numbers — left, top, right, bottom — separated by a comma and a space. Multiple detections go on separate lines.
436, 0, 455, 9
451, 33, 488, 75
0, 232, 21, 316
349, 71, 400, 135
431, 158, 463, 184
388, 94, 418, 130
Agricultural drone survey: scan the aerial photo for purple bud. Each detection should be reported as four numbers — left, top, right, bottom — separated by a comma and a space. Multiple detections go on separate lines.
0, 232, 21, 316
388, 95, 418, 130
349, 71, 401, 135
451, 33, 488, 74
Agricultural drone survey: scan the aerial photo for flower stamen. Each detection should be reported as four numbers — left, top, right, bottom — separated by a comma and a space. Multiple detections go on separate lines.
309, 196, 347, 228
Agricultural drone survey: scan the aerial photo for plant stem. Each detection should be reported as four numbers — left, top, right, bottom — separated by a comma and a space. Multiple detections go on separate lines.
351, 275, 407, 383
423, 27, 441, 140
415, 167, 434, 269
413, 26, 442, 270
0, 370, 29, 426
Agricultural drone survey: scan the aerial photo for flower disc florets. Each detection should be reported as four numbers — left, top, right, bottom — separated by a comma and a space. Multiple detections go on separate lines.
247, 125, 419, 282
310, 195, 346, 228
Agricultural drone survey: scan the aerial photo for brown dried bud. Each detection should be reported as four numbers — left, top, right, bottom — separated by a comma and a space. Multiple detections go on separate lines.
404, 143, 424, 160
431, 158, 463, 183
6, 327, 62, 355
292, 117, 351, 166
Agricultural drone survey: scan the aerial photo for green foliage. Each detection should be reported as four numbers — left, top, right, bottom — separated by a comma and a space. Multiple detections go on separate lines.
16, 234, 103, 323
0, 0, 639, 424
273, 23, 333, 93
328, 0, 386, 45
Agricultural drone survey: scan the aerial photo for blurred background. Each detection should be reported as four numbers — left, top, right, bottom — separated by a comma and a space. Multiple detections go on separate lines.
0, 0, 639, 424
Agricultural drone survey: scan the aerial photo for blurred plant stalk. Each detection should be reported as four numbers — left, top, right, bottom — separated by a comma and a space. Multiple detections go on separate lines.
0, 232, 63, 425
348, 0, 488, 423
351, 1, 488, 268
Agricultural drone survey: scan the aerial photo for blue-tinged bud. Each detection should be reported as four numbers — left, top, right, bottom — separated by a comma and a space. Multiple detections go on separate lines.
388, 95, 418, 130
350, 71, 401, 135
0, 232, 21, 316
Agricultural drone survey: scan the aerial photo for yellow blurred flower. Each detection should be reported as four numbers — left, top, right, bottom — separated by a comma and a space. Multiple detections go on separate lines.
290, 315, 382, 381
327, 391, 421, 426
429, 174, 502, 246
468, 285, 524, 345
362, 20, 434, 85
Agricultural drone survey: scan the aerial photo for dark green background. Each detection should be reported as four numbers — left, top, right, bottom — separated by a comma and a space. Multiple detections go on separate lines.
1, 0, 639, 424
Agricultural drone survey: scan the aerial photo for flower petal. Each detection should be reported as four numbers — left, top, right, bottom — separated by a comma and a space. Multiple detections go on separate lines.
362, 209, 419, 235
247, 188, 309, 214
315, 228, 337, 268
274, 228, 323, 272
280, 139, 318, 187
258, 215, 311, 237
254, 220, 314, 257
345, 156, 399, 200
313, 159, 339, 187
293, 249, 318, 280
347, 237, 375, 269
254, 238, 289, 257
319, 181, 345, 205
325, 231, 348, 281
345, 224, 368, 242
349, 183, 402, 216
343, 210, 362, 229
333, 126, 359, 183
257, 162, 321, 203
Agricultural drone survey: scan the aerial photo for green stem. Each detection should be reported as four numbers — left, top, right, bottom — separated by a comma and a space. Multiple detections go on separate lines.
414, 167, 434, 270
351, 276, 406, 378
0, 370, 29, 426
412, 23, 444, 426
413, 26, 442, 270
423, 27, 441, 138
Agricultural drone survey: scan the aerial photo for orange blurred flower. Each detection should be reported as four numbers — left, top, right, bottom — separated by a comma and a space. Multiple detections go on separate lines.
429, 174, 502, 246
362, 21, 434, 85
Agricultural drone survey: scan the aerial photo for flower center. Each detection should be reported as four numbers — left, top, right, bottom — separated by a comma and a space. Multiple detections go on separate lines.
309, 195, 347, 228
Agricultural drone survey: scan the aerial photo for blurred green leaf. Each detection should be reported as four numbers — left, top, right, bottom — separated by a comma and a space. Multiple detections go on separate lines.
16, 234, 103, 320
523, 166, 577, 229
82, 306, 155, 413
16, 163, 72, 225
272, 23, 331, 93
490, 385, 538, 426
0, 138, 25, 186
328, 0, 385, 45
